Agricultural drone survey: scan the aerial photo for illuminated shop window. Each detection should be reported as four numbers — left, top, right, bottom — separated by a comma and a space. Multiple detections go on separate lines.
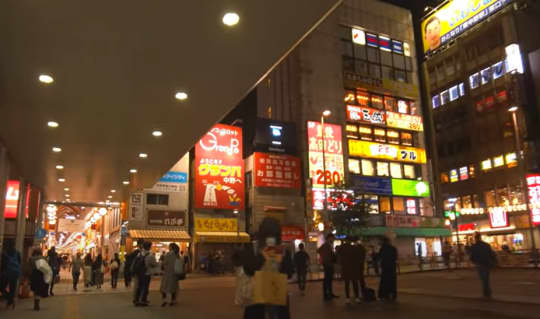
481, 159, 492, 171
509, 185, 525, 205
380, 197, 391, 213
481, 67, 492, 85
362, 159, 375, 176
406, 199, 417, 215
348, 159, 360, 174
359, 126, 372, 141
473, 194, 481, 208
384, 96, 396, 112
449, 85, 459, 101
410, 101, 418, 115
505, 153, 517, 168
492, 61, 504, 80
459, 83, 466, 97
462, 195, 473, 209
450, 169, 458, 183
469, 165, 476, 178
356, 91, 370, 107
397, 100, 408, 114
365, 195, 379, 214
440, 172, 449, 183
377, 161, 390, 177
485, 190, 496, 207
401, 132, 412, 146
390, 162, 402, 178
469, 73, 480, 89
493, 155, 504, 167
346, 124, 358, 133
497, 187, 510, 206
371, 94, 384, 109
459, 166, 468, 181
432, 95, 441, 109
387, 130, 399, 144
344, 90, 356, 103
374, 128, 386, 143
393, 197, 405, 213
404, 164, 416, 179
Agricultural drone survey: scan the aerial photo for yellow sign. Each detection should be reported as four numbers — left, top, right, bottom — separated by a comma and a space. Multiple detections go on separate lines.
194, 218, 237, 232
422, 0, 513, 54
348, 140, 427, 164
386, 111, 424, 132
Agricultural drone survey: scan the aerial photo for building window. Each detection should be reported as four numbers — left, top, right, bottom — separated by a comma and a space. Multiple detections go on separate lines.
380, 197, 391, 213
387, 130, 399, 144
440, 172, 449, 183
404, 165, 416, 179
384, 96, 396, 112
356, 91, 370, 106
462, 195, 473, 209
349, 159, 360, 174
390, 162, 402, 178
393, 197, 405, 213
367, 46, 380, 62
371, 94, 384, 109
146, 193, 169, 206
365, 195, 379, 214
362, 159, 375, 176
377, 162, 390, 177
406, 199, 417, 215
397, 100, 408, 114
469, 72, 480, 89
485, 190, 496, 207
401, 132, 413, 146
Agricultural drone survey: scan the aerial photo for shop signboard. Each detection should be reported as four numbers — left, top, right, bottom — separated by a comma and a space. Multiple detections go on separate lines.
4, 180, 20, 219
348, 140, 427, 164
488, 207, 509, 228
147, 210, 186, 227
421, 0, 513, 55
253, 152, 301, 189
526, 174, 540, 225
386, 215, 420, 228
58, 218, 85, 233
130, 193, 143, 221
194, 218, 238, 232
307, 121, 344, 189
386, 111, 424, 132
391, 179, 430, 197
351, 175, 392, 195
195, 124, 244, 210
346, 105, 385, 125
281, 226, 305, 242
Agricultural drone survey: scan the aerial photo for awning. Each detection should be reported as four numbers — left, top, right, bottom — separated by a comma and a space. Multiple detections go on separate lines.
351, 227, 451, 237
128, 228, 191, 242
195, 231, 250, 243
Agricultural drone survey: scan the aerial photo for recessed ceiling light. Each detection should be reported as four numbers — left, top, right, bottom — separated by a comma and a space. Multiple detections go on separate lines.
111, 189, 116, 193
139, 153, 148, 158
123, 181, 130, 185
223, 12, 240, 26
56, 165, 64, 170
47, 121, 59, 128
65, 194, 70, 197
64, 187, 70, 191
58, 178, 66, 182
130, 169, 137, 173
108, 195, 113, 199
52, 147, 62, 153
39, 74, 54, 84
175, 91, 188, 101
152, 130, 163, 137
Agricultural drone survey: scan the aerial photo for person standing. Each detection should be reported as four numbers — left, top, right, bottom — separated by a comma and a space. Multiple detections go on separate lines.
83, 254, 93, 288
369, 247, 380, 276
110, 253, 121, 289
47, 247, 60, 296
125, 243, 142, 288
470, 233, 497, 298
160, 243, 181, 307
133, 241, 158, 306
0, 239, 21, 309
318, 234, 338, 301
378, 237, 398, 301
443, 242, 452, 270
338, 236, 366, 304
92, 254, 104, 289
294, 243, 310, 295
30, 248, 52, 311
71, 252, 83, 291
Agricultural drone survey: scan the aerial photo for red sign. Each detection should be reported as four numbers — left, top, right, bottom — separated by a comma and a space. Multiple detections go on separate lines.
312, 189, 354, 211
346, 105, 385, 124
195, 124, 244, 210
458, 223, 476, 231
281, 226, 304, 242
307, 121, 344, 189
526, 174, 540, 225
253, 153, 301, 189
4, 180, 20, 219
489, 207, 509, 228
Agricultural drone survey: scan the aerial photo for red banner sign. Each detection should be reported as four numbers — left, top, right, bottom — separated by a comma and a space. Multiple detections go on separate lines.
253, 153, 301, 189
307, 121, 344, 189
281, 226, 305, 242
346, 105, 385, 124
195, 124, 244, 210
4, 180, 20, 219
526, 174, 540, 225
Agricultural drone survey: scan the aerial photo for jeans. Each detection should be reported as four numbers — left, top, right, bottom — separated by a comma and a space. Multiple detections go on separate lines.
111, 270, 119, 288
134, 275, 151, 303
72, 272, 80, 290
323, 265, 334, 299
297, 269, 307, 291
477, 266, 492, 297
1, 276, 18, 305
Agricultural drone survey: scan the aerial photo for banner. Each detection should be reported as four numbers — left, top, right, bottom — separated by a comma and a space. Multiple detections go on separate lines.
346, 105, 385, 124
194, 218, 238, 232
253, 153, 301, 189
307, 121, 344, 189
386, 111, 424, 132
422, 0, 513, 54
348, 140, 427, 164
58, 218, 85, 233
195, 124, 244, 210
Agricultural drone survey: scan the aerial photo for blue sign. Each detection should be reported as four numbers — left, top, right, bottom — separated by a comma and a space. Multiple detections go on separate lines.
35, 227, 47, 240
392, 40, 403, 54
159, 171, 187, 184
351, 176, 392, 195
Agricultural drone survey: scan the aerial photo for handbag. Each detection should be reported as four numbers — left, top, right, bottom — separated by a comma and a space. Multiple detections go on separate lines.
234, 268, 253, 306
36, 259, 53, 284
111, 261, 119, 270
252, 270, 287, 306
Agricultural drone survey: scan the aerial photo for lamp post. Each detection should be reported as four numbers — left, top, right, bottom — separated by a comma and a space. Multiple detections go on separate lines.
508, 106, 538, 267
321, 110, 331, 228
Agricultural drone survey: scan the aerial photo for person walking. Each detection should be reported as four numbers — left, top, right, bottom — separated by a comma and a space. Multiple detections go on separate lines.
378, 237, 398, 301
470, 233, 497, 298
443, 242, 452, 270
71, 252, 83, 291
294, 243, 310, 295
92, 254, 104, 289
0, 239, 21, 309
110, 253, 121, 289
338, 236, 366, 304
30, 248, 52, 311
318, 233, 338, 301
47, 247, 60, 296
83, 254, 93, 288
125, 243, 142, 288
160, 243, 181, 307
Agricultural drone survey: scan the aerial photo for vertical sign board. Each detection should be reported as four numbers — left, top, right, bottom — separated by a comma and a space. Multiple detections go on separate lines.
195, 124, 244, 210
526, 174, 540, 225
4, 180, 20, 219
488, 207, 509, 228
307, 121, 344, 190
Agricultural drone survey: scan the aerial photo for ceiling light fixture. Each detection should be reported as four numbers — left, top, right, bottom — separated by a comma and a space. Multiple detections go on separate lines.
56, 165, 64, 170
47, 121, 59, 128
111, 189, 116, 193
175, 92, 188, 101
65, 194, 70, 197
58, 178, 66, 182
123, 181, 130, 185
222, 12, 240, 26
107, 195, 113, 199
152, 130, 163, 137
39, 74, 54, 84
64, 187, 70, 191
52, 147, 62, 153
130, 169, 137, 173
139, 153, 148, 158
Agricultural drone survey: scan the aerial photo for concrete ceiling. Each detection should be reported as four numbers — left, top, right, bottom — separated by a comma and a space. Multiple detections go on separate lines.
0, 0, 341, 203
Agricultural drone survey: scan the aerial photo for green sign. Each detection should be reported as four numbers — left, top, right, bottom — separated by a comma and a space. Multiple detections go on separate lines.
444, 211, 460, 218
391, 179, 430, 197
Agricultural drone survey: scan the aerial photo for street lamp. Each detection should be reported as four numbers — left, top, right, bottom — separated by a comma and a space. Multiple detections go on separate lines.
321, 110, 332, 230
508, 106, 538, 266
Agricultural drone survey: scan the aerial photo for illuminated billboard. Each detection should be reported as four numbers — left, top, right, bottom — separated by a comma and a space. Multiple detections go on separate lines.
348, 140, 427, 164
346, 105, 385, 125
391, 179, 430, 197
307, 121, 344, 188
386, 111, 423, 132
422, 0, 513, 54
526, 174, 540, 226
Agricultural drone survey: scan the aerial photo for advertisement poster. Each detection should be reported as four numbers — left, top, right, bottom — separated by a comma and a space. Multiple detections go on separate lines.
130, 193, 143, 221
348, 140, 427, 164
422, 0, 513, 54
386, 111, 424, 131
307, 121, 344, 189
253, 152, 301, 189
195, 124, 244, 210
526, 174, 540, 225
346, 105, 385, 125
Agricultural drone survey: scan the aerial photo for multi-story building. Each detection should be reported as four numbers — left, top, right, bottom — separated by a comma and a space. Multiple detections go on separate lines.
422, 0, 540, 251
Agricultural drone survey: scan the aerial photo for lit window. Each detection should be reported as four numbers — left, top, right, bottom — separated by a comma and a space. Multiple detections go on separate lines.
371, 94, 384, 109
384, 96, 396, 111
492, 61, 504, 80
407, 199, 417, 215
390, 162, 402, 178
459, 83, 466, 97
481, 67, 492, 85
493, 155, 504, 167
432, 95, 441, 109
393, 197, 405, 213
459, 166, 468, 181
380, 197, 391, 213
481, 159, 492, 170
356, 91, 370, 107
387, 130, 399, 144
349, 159, 360, 174
377, 162, 390, 177
362, 160, 375, 176
401, 132, 413, 146
469, 165, 476, 178
440, 172, 449, 183
440, 90, 450, 105
450, 169, 458, 182
404, 165, 416, 179
449, 85, 459, 101
398, 100, 408, 114
506, 153, 517, 168
469, 73, 480, 89
365, 195, 379, 214
346, 124, 358, 133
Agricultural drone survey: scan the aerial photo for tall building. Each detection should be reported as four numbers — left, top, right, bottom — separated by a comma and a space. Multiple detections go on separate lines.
422, 0, 540, 251
238, 0, 449, 259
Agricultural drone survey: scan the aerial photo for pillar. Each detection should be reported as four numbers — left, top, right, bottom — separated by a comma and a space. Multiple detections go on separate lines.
0, 146, 10, 257
15, 179, 27, 254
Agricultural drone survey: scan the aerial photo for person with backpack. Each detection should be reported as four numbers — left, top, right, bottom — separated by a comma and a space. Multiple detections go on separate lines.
110, 253, 121, 289
47, 247, 60, 296
0, 239, 21, 309
133, 241, 158, 306
30, 248, 52, 311
294, 243, 310, 295
71, 252, 83, 291
160, 243, 181, 307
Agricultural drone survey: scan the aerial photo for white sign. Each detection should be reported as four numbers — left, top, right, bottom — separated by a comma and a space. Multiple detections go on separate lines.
130, 193, 143, 221
58, 219, 85, 233
506, 44, 524, 74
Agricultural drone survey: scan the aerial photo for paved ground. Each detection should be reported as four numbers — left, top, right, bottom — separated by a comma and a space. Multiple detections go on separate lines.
1, 269, 539, 318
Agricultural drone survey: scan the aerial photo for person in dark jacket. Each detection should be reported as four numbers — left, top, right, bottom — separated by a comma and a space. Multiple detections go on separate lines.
71, 252, 83, 291
317, 233, 338, 301
110, 253, 121, 289
83, 254, 93, 287
47, 247, 60, 296
338, 236, 366, 304
294, 243, 310, 295
0, 239, 21, 309
92, 254, 104, 289
470, 233, 497, 298
30, 248, 49, 311
378, 237, 398, 301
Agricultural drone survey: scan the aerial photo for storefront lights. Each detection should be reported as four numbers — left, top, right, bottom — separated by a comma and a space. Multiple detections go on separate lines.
505, 44, 524, 74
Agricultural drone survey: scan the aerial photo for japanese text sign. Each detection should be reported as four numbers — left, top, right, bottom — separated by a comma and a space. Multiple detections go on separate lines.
526, 174, 540, 225
386, 111, 424, 131
147, 210, 186, 227
488, 207, 509, 228
281, 226, 305, 242
253, 153, 301, 189
195, 124, 244, 210
346, 105, 385, 125
4, 180, 20, 219
348, 140, 426, 164
307, 121, 344, 188
194, 218, 238, 232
